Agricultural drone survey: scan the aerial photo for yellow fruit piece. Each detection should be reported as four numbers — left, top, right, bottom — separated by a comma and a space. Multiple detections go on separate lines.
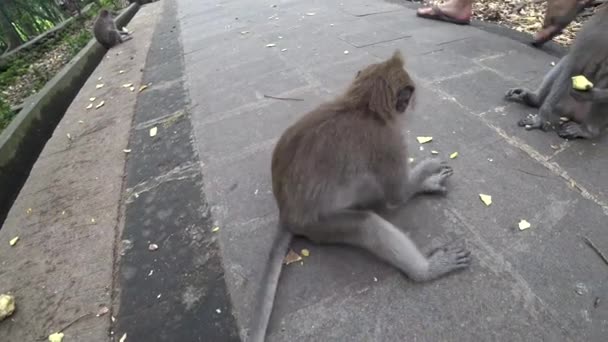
431, 150, 439, 155
301, 249, 310, 257
48, 332, 64, 342
416, 136, 433, 144
149, 126, 158, 137
211, 226, 220, 232
518, 220, 531, 230
9, 236, 19, 246
479, 194, 492, 206
572, 75, 593, 91
0, 294, 16, 320
450, 152, 459, 159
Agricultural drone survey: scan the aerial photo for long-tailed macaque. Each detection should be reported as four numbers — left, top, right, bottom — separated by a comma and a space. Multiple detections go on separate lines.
248, 50, 472, 342
93, 9, 131, 49
505, 3, 608, 139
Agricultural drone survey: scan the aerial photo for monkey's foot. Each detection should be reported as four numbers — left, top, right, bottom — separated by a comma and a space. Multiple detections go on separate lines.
505, 88, 529, 103
557, 122, 594, 140
518, 113, 548, 131
426, 244, 471, 279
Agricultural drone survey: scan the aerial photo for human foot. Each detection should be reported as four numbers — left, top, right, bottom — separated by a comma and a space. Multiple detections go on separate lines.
416, 0, 472, 25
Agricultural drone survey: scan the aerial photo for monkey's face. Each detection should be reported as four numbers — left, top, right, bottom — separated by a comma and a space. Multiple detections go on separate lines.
395, 85, 414, 113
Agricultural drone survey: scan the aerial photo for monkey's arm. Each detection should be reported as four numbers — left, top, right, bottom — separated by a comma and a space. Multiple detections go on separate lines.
571, 88, 608, 103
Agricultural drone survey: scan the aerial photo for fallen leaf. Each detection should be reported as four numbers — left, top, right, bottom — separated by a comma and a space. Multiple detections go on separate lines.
148, 243, 159, 251
301, 249, 310, 257
450, 152, 459, 159
306, 12, 316, 16
48, 332, 64, 342
96, 84, 104, 89
479, 194, 492, 206
129, 86, 135, 92
119, 70, 125, 74
96, 306, 110, 317
281, 48, 288, 52
266, 43, 276, 47
122, 83, 133, 88
119, 333, 127, 342
98, 76, 103, 81
89, 97, 96, 102
86, 103, 93, 109
149, 126, 158, 137
283, 249, 302, 265
431, 150, 439, 155
416, 136, 433, 144
9, 237, 19, 246
123, 149, 131, 153
95, 101, 105, 109
211, 226, 220, 232
139, 85, 148, 92
518, 219, 531, 230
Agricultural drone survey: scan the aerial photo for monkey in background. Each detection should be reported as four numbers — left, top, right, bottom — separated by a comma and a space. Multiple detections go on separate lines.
532, 0, 594, 47
248, 50, 472, 342
505, 2, 608, 139
93, 9, 131, 49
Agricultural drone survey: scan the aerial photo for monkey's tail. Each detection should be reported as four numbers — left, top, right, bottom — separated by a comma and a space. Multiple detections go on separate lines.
247, 225, 292, 342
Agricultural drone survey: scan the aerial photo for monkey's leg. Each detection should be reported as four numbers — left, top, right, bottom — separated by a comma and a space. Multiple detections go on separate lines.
557, 106, 607, 139
295, 210, 471, 282
505, 55, 569, 108
519, 57, 573, 131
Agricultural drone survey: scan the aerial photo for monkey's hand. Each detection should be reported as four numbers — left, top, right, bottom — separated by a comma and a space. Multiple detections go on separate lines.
505, 88, 530, 104
518, 113, 550, 131
410, 159, 453, 195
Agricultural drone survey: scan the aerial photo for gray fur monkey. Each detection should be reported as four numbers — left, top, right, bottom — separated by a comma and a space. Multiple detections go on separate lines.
505, 3, 608, 139
248, 50, 472, 342
93, 9, 131, 49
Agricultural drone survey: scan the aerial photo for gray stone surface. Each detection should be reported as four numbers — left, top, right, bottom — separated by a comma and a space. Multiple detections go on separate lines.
177, 0, 608, 341
0, 4, 158, 342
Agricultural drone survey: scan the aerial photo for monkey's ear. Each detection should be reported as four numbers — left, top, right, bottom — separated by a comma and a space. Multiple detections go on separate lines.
369, 77, 395, 120
390, 50, 404, 67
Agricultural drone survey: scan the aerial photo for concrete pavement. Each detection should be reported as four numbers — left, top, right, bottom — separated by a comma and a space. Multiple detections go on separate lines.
177, 0, 608, 341
0, 0, 607, 341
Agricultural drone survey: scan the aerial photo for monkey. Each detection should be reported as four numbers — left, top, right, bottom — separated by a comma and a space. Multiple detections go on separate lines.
93, 9, 131, 49
532, 0, 593, 47
247, 50, 472, 342
504, 3, 608, 139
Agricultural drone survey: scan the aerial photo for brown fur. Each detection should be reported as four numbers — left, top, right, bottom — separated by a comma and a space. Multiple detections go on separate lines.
93, 9, 129, 49
533, 0, 592, 46
272, 51, 415, 226
249, 50, 469, 342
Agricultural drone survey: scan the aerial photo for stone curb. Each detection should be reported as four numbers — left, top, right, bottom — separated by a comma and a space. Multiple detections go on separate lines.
0, 3, 140, 224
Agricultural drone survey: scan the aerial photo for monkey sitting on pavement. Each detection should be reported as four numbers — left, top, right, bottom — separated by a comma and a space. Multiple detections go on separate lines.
505, 2, 608, 139
93, 9, 132, 49
247, 50, 472, 342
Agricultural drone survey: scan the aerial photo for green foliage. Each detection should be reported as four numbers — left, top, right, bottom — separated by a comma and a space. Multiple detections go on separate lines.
0, 97, 15, 133
64, 28, 92, 56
